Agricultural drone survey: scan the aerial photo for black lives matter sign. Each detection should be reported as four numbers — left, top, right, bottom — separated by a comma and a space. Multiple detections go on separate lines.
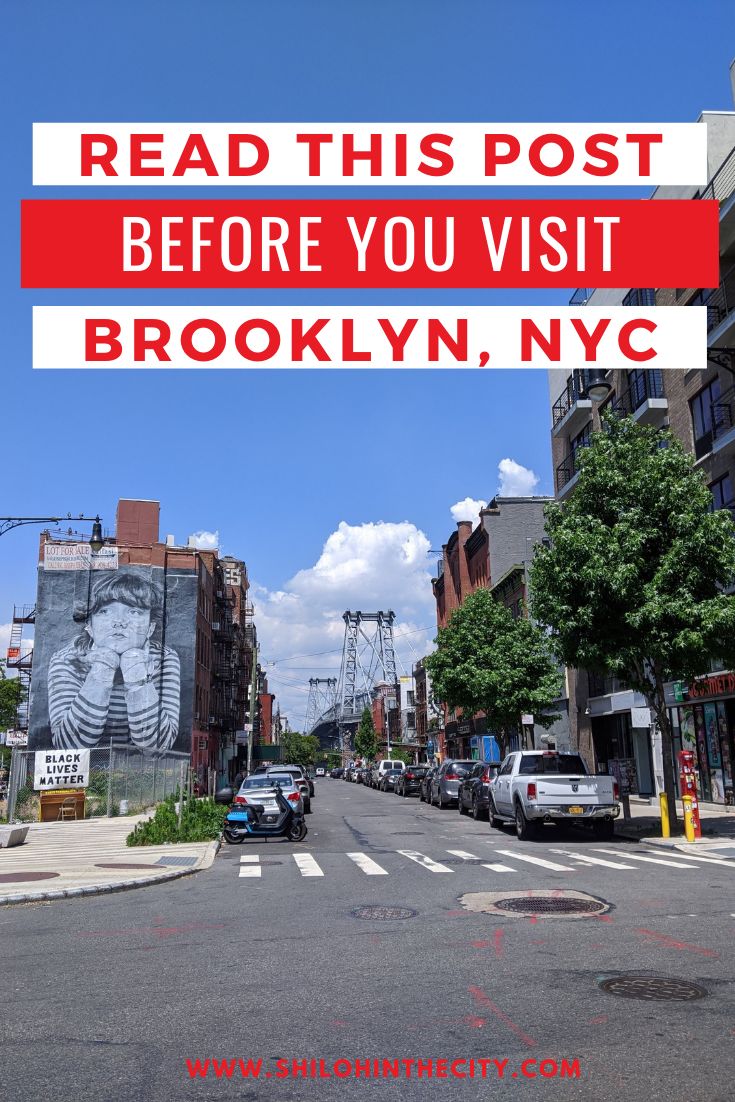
33, 749, 90, 790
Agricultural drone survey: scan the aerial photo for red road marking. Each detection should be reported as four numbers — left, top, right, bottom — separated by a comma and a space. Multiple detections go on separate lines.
471, 940, 492, 948
493, 929, 504, 958
463, 1015, 487, 1029
595, 914, 613, 922
634, 928, 718, 958
468, 986, 536, 1047
589, 1015, 608, 1025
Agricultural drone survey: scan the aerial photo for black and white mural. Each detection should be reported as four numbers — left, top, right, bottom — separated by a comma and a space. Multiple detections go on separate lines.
28, 562, 196, 754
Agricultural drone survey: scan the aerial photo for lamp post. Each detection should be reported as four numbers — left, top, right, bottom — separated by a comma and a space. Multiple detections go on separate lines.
0, 514, 104, 552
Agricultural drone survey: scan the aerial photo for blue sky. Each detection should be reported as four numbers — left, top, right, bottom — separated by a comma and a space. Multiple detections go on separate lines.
3, 1, 735, 722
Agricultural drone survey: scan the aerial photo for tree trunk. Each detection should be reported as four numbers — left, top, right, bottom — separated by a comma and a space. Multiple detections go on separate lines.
651, 672, 680, 834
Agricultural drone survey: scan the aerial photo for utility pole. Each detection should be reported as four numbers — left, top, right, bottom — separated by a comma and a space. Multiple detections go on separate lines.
247, 641, 258, 775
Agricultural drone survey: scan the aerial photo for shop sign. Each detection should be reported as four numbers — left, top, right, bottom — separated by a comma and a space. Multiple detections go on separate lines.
631, 707, 651, 727
673, 681, 687, 703
5, 729, 28, 747
458, 723, 472, 735
688, 672, 735, 701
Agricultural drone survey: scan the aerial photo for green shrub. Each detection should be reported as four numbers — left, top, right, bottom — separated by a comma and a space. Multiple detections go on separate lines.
126, 792, 226, 846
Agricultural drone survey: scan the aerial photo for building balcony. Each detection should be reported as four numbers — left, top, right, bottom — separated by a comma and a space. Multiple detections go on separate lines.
552, 373, 593, 436
689, 264, 735, 345
710, 385, 735, 456
555, 439, 591, 497
698, 141, 735, 254
610, 369, 668, 427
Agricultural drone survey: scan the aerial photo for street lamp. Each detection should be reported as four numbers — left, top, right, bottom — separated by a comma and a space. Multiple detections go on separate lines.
0, 514, 105, 551
578, 368, 611, 402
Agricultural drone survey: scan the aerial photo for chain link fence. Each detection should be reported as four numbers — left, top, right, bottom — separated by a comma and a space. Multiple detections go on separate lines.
5, 745, 190, 823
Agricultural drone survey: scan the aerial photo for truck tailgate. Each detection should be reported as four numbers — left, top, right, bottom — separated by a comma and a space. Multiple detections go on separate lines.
534, 776, 615, 805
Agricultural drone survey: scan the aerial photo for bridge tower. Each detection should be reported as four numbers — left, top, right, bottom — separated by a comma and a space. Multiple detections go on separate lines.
336, 610, 399, 755
305, 677, 337, 736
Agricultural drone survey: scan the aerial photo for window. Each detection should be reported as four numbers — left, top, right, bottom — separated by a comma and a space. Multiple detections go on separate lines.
622, 288, 655, 307
710, 473, 733, 513
690, 377, 722, 459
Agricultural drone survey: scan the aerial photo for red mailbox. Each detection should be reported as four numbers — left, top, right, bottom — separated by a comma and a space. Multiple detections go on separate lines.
677, 750, 702, 839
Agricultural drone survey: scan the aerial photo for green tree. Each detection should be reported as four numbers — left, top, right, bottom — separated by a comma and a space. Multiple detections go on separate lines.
0, 661, 24, 731
354, 707, 378, 762
530, 416, 735, 832
279, 730, 321, 769
323, 750, 343, 770
425, 587, 561, 759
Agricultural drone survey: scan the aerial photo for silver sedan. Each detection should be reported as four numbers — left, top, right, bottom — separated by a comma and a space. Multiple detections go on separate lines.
235, 774, 304, 822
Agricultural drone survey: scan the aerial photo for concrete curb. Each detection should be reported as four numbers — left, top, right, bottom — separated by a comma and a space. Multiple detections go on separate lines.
0, 837, 220, 909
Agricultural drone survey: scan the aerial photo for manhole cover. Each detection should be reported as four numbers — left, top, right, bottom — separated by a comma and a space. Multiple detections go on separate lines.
598, 976, 708, 1002
351, 905, 418, 921
459, 889, 610, 918
0, 871, 60, 884
95, 863, 160, 870
496, 896, 604, 915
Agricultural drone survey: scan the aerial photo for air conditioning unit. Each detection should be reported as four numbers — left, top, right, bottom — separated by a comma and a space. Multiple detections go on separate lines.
212, 622, 221, 631
209, 715, 217, 725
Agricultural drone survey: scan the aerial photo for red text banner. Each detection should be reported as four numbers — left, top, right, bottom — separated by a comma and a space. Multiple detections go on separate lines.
21, 199, 718, 290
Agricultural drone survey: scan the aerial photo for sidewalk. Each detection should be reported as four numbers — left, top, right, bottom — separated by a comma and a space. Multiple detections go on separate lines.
615, 796, 735, 851
0, 815, 218, 907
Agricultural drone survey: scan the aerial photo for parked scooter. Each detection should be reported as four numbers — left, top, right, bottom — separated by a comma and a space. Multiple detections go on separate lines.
215, 783, 308, 844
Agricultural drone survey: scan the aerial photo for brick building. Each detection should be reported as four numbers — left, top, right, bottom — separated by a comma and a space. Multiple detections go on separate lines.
430, 496, 561, 759
547, 101, 735, 805
35, 499, 256, 791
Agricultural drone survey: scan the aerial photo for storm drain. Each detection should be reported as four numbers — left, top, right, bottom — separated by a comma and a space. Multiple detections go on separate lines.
598, 975, 708, 1002
460, 889, 610, 919
155, 856, 198, 867
351, 905, 418, 921
496, 896, 603, 916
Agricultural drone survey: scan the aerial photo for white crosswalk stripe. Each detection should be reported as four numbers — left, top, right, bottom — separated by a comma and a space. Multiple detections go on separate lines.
238, 856, 261, 878
293, 854, 324, 877
230, 846, 735, 882
594, 849, 694, 869
347, 852, 388, 876
495, 850, 574, 872
638, 850, 735, 868
551, 849, 637, 870
396, 850, 452, 873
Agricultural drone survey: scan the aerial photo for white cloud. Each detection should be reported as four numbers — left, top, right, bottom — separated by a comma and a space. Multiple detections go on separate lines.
252, 520, 437, 727
188, 530, 219, 551
450, 496, 487, 525
497, 458, 539, 497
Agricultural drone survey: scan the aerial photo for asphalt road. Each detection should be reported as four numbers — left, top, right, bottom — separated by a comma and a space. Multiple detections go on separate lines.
2, 778, 735, 1101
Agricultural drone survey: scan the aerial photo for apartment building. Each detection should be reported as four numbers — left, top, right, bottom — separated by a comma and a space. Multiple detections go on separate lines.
548, 103, 735, 805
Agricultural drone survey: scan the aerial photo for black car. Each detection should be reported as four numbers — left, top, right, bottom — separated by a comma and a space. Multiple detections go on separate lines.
418, 766, 438, 802
330, 767, 344, 779
396, 765, 429, 797
457, 761, 501, 819
379, 768, 403, 792
359, 767, 373, 785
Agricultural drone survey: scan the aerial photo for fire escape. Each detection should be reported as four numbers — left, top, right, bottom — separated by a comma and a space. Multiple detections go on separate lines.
5, 605, 35, 736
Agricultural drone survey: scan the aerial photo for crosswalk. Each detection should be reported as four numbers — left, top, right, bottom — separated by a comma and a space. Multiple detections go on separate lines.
234, 844, 735, 881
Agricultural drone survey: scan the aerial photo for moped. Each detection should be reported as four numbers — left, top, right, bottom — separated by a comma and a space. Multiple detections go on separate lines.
216, 783, 308, 844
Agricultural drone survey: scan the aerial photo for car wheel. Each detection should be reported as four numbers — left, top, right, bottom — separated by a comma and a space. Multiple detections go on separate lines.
437, 789, 448, 810
458, 794, 467, 815
488, 795, 503, 829
472, 797, 482, 821
515, 802, 537, 841
592, 819, 615, 841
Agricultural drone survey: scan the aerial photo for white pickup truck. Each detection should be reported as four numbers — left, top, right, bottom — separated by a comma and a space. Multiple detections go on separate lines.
488, 750, 620, 841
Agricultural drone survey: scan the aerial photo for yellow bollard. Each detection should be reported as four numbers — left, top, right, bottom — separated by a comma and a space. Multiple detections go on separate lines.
682, 795, 696, 843
659, 793, 670, 839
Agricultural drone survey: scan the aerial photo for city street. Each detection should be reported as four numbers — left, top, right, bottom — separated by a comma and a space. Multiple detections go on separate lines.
3, 778, 735, 1101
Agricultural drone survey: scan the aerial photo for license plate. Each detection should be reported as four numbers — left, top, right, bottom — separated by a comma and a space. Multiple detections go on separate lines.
568, 805, 584, 814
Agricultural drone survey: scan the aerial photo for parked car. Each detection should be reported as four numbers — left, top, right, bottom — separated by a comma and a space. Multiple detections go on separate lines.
371, 759, 406, 788
489, 750, 620, 840
266, 766, 312, 813
358, 767, 372, 785
379, 767, 403, 792
457, 761, 501, 819
396, 765, 429, 797
315, 767, 326, 777
330, 767, 344, 779
235, 773, 304, 819
418, 767, 438, 802
429, 760, 476, 809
